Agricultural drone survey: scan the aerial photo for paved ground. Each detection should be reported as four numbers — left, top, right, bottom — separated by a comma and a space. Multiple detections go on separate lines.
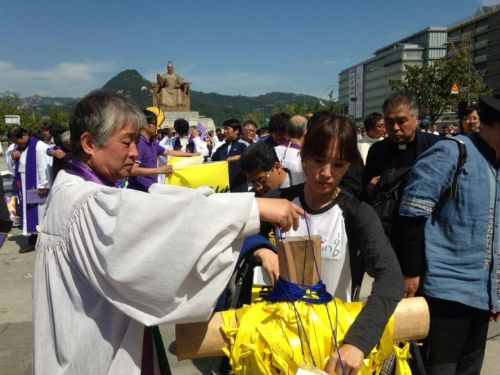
0, 160, 498, 374
1, 235, 499, 374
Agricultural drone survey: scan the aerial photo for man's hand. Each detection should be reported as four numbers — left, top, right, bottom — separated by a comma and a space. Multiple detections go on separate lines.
365, 175, 380, 194
252, 248, 279, 285
256, 198, 305, 232
403, 276, 420, 298
490, 310, 500, 322
11, 150, 21, 160
160, 164, 173, 175
325, 343, 364, 375
38, 188, 49, 198
51, 149, 66, 159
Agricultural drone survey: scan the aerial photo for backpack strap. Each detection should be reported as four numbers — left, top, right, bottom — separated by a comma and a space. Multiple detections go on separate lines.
443, 138, 467, 200
336, 190, 364, 301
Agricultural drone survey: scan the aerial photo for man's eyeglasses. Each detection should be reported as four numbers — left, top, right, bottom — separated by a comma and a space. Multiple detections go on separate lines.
248, 169, 272, 187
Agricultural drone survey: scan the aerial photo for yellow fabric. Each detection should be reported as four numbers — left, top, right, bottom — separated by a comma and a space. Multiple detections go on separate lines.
221, 299, 412, 375
145, 106, 165, 127
167, 157, 230, 193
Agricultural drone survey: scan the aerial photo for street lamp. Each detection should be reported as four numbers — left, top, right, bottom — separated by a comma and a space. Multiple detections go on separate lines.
350, 97, 358, 121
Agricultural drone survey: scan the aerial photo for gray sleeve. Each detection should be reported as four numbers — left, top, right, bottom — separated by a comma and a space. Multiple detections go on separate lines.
343, 202, 404, 356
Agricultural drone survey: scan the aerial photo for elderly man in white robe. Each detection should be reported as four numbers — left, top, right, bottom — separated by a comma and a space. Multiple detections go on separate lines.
33, 90, 304, 375
9, 127, 52, 251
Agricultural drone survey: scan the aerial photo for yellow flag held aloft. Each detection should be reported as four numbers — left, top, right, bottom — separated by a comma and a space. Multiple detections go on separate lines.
167, 156, 230, 193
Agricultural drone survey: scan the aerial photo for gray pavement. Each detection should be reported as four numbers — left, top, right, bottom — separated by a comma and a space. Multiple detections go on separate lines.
1, 237, 499, 374
0, 159, 498, 374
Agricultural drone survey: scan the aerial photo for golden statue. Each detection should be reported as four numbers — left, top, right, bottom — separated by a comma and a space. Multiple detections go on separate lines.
152, 61, 191, 111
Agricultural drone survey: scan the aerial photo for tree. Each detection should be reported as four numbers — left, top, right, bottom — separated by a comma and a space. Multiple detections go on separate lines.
242, 111, 266, 126
48, 107, 70, 128
277, 90, 340, 117
0, 91, 43, 134
390, 38, 487, 123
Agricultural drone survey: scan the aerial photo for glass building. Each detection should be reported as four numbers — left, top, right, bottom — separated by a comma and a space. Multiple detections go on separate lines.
338, 27, 447, 123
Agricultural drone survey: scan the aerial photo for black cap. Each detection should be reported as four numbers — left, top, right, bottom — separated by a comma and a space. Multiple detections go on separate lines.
479, 96, 500, 125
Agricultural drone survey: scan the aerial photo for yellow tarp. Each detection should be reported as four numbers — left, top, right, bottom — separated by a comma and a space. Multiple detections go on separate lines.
167, 156, 230, 193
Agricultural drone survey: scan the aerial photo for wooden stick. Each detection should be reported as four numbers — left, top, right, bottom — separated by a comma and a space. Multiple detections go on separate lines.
277, 235, 321, 285
175, 296, 429, 360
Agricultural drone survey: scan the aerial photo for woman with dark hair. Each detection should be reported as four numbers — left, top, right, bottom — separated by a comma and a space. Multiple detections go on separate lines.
261, 112, 403, 375
458, 104, 480, 134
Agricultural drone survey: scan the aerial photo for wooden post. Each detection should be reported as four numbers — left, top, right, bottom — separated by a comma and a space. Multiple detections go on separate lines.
277, 235, 321, 285
175, 236, 430, 360
175, 297, 429, 360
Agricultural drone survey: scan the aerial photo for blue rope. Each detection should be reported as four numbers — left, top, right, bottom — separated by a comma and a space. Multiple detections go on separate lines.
270, 214, 346, 374
264, 277, 333, 304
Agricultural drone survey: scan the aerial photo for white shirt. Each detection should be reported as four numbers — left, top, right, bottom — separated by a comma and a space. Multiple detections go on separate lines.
274, 145, 303, 176
158, 137, 172, 184
192, 136, 209, 157
33, 171, 260, 375
18, 140, 52, 235
279, 199, 352, 301
357, 135, 384, 164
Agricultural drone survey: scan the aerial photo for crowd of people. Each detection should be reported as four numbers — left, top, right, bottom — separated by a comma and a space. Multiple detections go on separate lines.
0, 89, 499, 375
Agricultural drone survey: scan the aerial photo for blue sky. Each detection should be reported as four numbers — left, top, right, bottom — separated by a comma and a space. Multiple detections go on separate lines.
1, 0, 498, 99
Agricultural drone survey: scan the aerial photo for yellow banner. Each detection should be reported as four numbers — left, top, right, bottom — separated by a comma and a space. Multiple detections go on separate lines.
167, 157, 230, 193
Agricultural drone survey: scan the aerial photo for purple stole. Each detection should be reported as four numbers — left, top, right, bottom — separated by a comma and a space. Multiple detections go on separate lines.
14, 136, 40, 233
66, 159, 115, 186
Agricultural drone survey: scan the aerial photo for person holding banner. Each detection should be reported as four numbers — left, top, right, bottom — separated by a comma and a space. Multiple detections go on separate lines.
127, 108, 199, 192
33, 90, 305, 375
211, 119, 249, 192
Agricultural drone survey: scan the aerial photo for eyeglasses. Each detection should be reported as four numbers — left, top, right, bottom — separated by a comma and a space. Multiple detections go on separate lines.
248, 169, 272, 187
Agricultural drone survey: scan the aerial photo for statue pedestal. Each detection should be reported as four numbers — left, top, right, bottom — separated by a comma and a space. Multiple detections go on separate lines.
161, 111, 215, 131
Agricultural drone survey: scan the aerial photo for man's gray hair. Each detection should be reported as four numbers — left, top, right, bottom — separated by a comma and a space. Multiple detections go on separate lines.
70, 90, 145, 155
60, 130, 71, 144
382, 92, 419, 116
287, 115, 307, 139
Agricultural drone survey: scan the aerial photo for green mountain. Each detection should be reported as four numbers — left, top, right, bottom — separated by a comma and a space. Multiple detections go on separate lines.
8, 69, 320, 127
101, 69, 153, 109
101, 69, 319, 126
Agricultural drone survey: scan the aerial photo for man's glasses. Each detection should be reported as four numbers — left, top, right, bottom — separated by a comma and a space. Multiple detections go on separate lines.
248, 169, 272, 187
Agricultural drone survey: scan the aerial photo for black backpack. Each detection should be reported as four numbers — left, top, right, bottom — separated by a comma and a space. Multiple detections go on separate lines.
368, 138, 467, 237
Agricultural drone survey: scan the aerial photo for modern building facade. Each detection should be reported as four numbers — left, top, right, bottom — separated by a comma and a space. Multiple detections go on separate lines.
339, 27, 447, 122
447, 5, 500, 96
338, 4, 500, 123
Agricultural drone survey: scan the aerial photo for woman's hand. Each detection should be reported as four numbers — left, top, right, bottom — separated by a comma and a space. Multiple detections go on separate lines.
252, 248, 279, 286
325, 343, 364, 375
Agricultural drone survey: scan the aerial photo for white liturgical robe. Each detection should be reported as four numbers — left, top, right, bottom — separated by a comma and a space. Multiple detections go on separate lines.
33, 170, 259, 375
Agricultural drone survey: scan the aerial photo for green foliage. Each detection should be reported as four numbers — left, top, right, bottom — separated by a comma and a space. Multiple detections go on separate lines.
278, 90, 340, 118
101, 69, 152, 109
192, 91, 319, 127
390, 38, 487, 123
48, 107, 70, 128
0, 91, 43, 134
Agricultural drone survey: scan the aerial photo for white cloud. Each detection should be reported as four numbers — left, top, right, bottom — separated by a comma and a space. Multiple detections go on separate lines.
477, 0, 499, 6
0, 60, 116, 97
